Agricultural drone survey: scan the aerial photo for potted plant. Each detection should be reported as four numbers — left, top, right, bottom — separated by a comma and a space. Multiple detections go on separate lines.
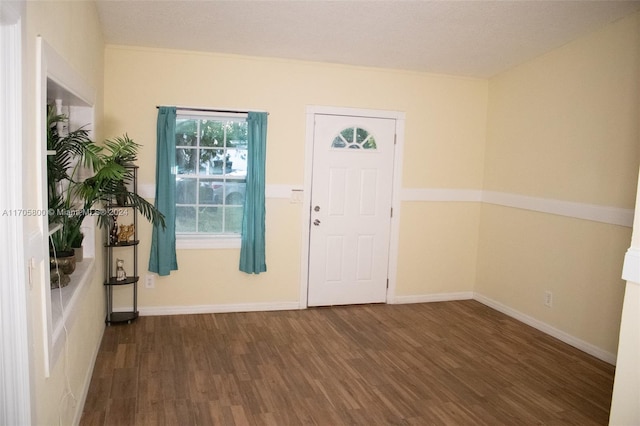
47, 106, 99, 287
47, 107, 165, 288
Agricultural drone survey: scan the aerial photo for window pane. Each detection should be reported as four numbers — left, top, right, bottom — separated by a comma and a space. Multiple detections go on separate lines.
198, 179, 219, 205
198, 206, 222, 233
226, 121, 248, 146
200, 120, 224, 148
341, 127, 354, 142
175, 119, 197, 147
176, 148, 197, 174
224, 207, 243, 233
224, 181, 246, 206
363, 136, 377, 150
331, 136, 346, 148
199, 148, 223, 175
176, 178, 197, 204
227, 148, 247, 176
176, 206, 196, 232
356, 127, 369, 143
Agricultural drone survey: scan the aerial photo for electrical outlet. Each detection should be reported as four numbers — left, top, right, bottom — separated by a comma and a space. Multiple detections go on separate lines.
544, 290, 553, 307
145, 274, 155, 289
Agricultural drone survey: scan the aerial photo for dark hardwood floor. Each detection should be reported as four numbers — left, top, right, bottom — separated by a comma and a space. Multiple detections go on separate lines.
80, 300, 615, 425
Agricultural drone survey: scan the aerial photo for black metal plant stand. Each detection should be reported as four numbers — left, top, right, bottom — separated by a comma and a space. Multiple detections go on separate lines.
104, 165, 139, 325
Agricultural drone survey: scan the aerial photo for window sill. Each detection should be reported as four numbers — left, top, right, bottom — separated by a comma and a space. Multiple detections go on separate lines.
177, 235, 241, 250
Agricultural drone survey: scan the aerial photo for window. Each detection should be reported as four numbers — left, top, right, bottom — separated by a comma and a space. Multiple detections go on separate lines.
331, 126, 377, 150
175, 114, 248, 239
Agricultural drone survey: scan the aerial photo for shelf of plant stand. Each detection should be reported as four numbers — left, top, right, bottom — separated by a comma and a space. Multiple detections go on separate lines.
106, 203, 135, 208
106, 311, 139, 325
105, 240, 139, 248
104, 276, 139, 286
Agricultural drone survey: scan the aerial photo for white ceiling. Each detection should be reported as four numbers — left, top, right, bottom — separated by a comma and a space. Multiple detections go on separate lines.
95, 0, 640, 78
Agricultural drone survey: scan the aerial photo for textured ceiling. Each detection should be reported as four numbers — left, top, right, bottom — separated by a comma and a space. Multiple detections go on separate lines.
96, 0, 640, 78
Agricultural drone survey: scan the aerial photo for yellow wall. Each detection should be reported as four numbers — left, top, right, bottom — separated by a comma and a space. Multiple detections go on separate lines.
103, 46, 489, 308
477, 12, 640, 355
397, 202, 482, 296
24, 2, 105, 424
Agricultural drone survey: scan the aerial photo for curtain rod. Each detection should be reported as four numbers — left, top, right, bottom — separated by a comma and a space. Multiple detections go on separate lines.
156, 105, 268, 115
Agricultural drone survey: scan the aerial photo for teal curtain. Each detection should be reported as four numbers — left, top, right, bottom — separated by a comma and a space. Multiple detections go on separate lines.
239, 112, 267, 274
149, 107, 178, 276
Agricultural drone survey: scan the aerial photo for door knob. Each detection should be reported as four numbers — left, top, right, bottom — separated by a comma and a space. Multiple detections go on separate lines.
313, 219, 321, 226
314, 206, 320, 212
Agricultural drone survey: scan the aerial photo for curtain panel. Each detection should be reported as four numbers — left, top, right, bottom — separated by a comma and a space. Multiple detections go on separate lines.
239, 112, 268, 274
149, 106, 178, 276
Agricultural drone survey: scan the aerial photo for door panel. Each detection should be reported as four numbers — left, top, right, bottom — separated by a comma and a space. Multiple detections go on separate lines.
308, 114, 396, 306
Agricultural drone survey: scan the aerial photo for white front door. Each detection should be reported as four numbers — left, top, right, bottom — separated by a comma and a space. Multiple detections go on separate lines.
308, 114, 396, 306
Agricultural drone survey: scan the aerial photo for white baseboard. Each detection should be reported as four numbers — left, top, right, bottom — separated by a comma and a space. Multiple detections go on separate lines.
473, 293, 617, 365
127, 301, 301, 317
391, 292, 474, 304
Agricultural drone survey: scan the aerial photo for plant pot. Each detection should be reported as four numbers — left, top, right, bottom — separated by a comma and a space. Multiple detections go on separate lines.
50, 269, 70, 289
50, 249, 76, 289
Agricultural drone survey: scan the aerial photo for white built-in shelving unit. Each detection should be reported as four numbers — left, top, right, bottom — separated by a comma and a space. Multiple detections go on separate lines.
37, 36, 97, 376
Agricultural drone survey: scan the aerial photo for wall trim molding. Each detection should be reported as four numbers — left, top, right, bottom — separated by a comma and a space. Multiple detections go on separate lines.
473, 293, 617, 365
400, 188, 483, 202
482, 191, 633, 227
130, 301, 301, 317
140, 183, 633, 228
265, 184, 299, 199
400, 188, 633, 227
391, 292, 474, 304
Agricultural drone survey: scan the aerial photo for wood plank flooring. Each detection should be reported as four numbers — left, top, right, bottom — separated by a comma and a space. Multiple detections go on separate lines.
80, 300, 615, 425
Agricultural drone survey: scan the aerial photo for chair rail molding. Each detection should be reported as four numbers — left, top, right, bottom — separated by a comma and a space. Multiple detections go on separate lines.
400, 187, 633, 228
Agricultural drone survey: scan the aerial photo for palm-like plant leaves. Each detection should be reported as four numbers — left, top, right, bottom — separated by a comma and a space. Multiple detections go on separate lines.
75, 134, 166, 231
48, 108, 165, 252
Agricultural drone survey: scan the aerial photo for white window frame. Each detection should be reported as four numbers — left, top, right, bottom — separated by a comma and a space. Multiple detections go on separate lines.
175, 110, 247, 250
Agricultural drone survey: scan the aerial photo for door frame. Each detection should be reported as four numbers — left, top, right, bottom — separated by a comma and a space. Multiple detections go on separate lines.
0, 1, 32, 424
299, 106, 405, 309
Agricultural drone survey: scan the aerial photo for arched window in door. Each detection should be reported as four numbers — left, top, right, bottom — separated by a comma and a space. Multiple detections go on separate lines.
331, 127, 377, 150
